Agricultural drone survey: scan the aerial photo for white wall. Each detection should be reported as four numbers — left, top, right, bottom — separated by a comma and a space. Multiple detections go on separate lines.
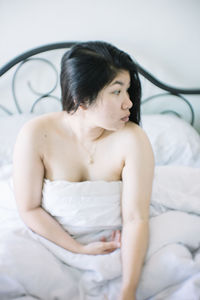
0, 0, 200, 129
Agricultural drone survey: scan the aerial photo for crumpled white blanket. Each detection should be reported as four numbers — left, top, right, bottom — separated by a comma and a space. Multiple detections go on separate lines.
0, 165, 200, 300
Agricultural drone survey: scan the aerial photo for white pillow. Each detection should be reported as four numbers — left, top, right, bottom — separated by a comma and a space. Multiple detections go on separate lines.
141, 114, 200, 167
0, 113, 37, 166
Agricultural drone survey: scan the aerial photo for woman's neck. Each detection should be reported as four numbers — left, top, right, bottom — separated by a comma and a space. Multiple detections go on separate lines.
63, 111, 105, 145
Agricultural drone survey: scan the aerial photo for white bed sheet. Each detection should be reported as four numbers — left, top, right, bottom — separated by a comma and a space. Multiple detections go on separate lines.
0, 165, 200, 299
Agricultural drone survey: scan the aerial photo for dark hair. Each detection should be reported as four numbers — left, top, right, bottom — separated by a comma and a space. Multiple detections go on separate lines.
60, 41, 141, 125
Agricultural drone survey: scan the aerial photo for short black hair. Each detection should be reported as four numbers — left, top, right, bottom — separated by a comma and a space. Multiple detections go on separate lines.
60, 41, 141, 125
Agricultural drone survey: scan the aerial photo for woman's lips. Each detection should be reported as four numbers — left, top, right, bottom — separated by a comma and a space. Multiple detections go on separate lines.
121, 115, 130, 122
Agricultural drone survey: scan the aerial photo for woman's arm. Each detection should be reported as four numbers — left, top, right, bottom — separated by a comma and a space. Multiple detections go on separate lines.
13, 120, 119, 255
120, 124, 154, 298
13, 121, 85, 253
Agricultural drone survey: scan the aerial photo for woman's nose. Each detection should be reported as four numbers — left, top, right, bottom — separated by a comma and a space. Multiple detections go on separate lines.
122, 94, 133, 110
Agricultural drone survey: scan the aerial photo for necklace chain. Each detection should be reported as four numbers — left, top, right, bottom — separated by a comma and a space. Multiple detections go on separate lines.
66, 119, 101, 164
79, 140, 97, 164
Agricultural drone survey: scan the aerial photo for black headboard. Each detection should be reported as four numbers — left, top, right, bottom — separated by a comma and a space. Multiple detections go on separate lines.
0, 42, 200, 126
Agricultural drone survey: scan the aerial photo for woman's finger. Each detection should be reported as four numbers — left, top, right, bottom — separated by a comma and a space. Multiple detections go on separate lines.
111, 230, 116, 240
100, 236, 107, 242
116, 230, 121, 242
103, 241, 120, 250
113, 230, 119, 242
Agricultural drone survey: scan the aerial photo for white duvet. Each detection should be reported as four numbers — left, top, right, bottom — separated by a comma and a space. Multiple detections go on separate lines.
0, 165, 200, 300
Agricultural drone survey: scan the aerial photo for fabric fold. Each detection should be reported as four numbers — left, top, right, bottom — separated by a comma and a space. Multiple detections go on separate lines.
0, 166, 200, 299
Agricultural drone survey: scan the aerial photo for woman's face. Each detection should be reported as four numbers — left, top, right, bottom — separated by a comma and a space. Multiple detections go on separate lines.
87, 70, 133, 131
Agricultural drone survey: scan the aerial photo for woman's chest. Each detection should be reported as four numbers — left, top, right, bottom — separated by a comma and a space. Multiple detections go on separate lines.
43, 135, 125, 182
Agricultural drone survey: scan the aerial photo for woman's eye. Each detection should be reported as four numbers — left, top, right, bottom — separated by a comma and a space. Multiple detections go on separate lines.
113, 90, 121, 95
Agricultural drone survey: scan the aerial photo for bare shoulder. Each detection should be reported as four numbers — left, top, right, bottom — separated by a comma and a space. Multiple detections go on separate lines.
119, 121, 154, 158
15, 112, 60, 144
13, 113, 61, 163
122, 121, 149, 140
17, 112, 56, 134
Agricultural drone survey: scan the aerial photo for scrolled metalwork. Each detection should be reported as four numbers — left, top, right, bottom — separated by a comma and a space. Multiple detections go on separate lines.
0, 41, 199, 126
0, 42, 76, 77
12, 57, 59, 113
160, 110, 181, 118
141, 92, 195, 125
30, 94, 61, 113
136, 64, 200, 95
0, 104, 13, 115
26, 58, 58, 97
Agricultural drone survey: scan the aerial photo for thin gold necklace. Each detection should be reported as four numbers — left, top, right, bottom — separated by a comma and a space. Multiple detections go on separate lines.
67, 120, 99, 164
79, 139, 98, 164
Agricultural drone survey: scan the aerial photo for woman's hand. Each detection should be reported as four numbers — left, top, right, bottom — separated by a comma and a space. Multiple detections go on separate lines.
81, 230, 121, 255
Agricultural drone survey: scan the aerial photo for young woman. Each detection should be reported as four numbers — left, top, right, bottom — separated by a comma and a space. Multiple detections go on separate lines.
13, 41, 154, 300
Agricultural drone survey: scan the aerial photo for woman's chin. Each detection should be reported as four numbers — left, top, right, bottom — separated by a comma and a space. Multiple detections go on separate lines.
109, 123, 126, 131
99, 120, 126, 132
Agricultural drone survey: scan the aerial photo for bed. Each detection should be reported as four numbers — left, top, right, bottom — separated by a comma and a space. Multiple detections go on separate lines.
0, 42, 200, 300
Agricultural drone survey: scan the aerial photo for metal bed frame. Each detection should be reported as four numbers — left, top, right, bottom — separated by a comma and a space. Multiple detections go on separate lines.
0, 42, 200, 125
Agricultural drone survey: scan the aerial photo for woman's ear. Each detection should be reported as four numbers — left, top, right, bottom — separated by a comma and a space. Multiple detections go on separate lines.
79, 102, 90, 110
79, 104, 87, 110
73, 99, 87, 111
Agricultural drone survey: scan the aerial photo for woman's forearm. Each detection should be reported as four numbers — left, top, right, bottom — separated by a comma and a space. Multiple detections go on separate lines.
20, 207, 83, 253
20, 207, 121, 256
121, 220, 149, 294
